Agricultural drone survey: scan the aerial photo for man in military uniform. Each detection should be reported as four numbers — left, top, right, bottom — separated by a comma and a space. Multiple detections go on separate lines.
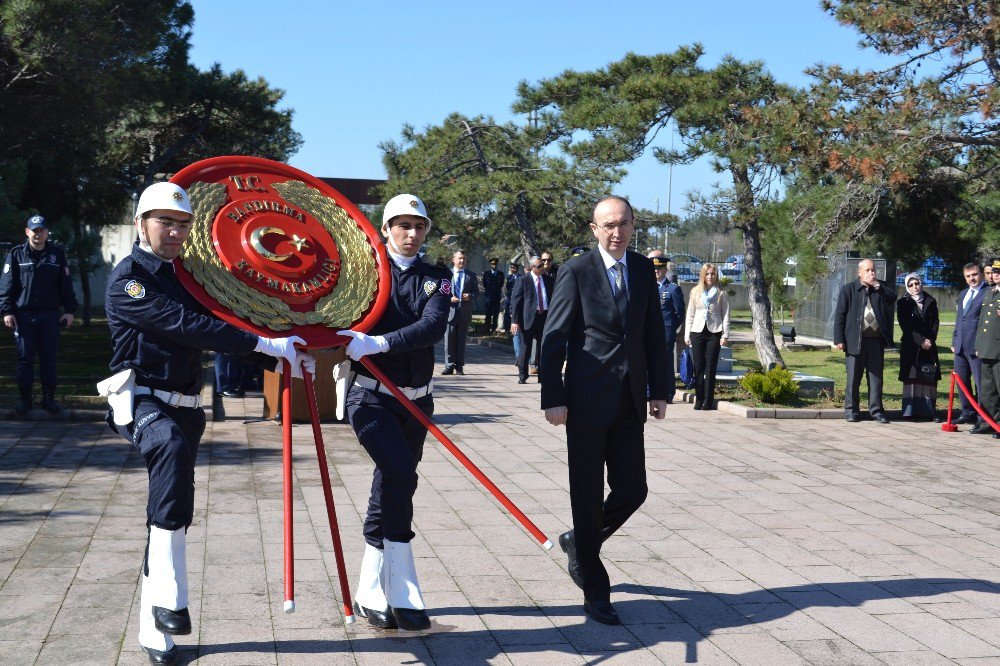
649, 250, 685, 401
974, 258, 1000, 439
337, 193, 450, 631
102, 182, 311, 664
481, 257, 504, 333
503, 261, 522, 362
0, 215, 78, 414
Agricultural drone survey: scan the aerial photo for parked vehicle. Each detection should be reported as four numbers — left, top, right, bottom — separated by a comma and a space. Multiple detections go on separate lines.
721, 254, 745, 282
669, 253, 703, 282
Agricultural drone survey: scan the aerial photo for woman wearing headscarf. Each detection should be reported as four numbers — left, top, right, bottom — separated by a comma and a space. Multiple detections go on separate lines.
684, 262, 730, 410
897, 272, 942, 421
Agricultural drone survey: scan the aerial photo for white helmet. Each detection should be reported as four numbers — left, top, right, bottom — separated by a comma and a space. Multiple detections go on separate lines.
382, 193, 431, 231
135, 182, 192, 218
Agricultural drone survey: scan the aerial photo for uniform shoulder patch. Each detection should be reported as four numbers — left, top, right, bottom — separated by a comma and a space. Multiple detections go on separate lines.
125, 280, 146, 299
423, 280, 438, 296
439, 279, 452, 296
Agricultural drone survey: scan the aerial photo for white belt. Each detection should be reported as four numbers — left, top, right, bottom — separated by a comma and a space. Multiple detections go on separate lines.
134, 386, 203, 409
353, 374, 433, 400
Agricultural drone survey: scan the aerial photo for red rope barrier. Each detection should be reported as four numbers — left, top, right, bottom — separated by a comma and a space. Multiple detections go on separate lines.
359, 358, 553, 550
948, 372, 1000, 434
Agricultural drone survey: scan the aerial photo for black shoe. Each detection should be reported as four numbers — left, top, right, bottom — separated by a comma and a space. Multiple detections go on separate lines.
152, 606, 191, 635
391, 606, 431, 631
583, 598, 620, 625
14, 398, 30, 416
970, 423, 994, 435
220, 388, 245, 398
518, 377, 527, 384
993, 433, 1000, 440
455, 367, 464, 375
956, 413, 978, 425
933, 416, 944, 423
441, 367, 454, 376
559, 530, 585, 590
354, 601, 397, 629
39, 394, 60, 414
874, 413, 890, 424
141, 644, 178, 665
846, 413, 861, 423
693, 403, 703, 411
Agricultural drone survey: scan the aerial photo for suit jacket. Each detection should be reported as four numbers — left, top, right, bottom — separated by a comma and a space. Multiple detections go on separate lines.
953, 285, 987, 355
657, 279, 685, 344
684, 287, 730, 342
447, 269, 479, 324
481, 268, 504, 305
539, 249, 668, 428
511, 272, 554, 332
834, 279, 895, 354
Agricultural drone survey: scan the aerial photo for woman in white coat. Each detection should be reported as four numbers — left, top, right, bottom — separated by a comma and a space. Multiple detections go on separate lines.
684, 263, 730, 410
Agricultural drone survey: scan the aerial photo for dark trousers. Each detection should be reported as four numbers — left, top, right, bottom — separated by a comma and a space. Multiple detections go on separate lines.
845, 336, 885, 416
517, 315, 546, 380
14, 309, 60, 392
502, 301, 512, 332
214, 353, 255, 392
346, 386, 433, 547
112, 396, 206, 530
954, 351, 983, 418
690, 328, 722, 408
664, 338, 677, 399
566, 381, 647, 602
485, 302, 501, 332
444, 308, 471, 369
980, 358, 1000, 428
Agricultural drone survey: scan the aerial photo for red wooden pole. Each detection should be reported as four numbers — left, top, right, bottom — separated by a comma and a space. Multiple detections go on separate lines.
303, 371, 356, 624
359, 358, 553, 550
942, 372, 958, 432
281, 361, 295, 612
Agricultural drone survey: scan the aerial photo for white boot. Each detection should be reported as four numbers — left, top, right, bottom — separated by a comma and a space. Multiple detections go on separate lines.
383, 539, 430, 630
355, 543, 388, 611
138, 572, 175, 652
147, 526, 188, 610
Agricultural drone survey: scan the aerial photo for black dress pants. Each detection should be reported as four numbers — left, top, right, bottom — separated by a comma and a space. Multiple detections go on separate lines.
690, 328, 722, 408
844, 336, 885, 416
566, 381, 647, 602
517, 314, 546, 380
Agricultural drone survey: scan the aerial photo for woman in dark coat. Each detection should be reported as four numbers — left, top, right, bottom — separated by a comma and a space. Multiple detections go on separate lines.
897, 272, 942, 421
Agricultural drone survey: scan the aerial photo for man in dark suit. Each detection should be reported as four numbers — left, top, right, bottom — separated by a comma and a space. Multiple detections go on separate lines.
481, 257, 504, 333
834, 259, 895, 423
510, 256, 554, 384
952, 262, 987, 428
442, 249, 479, 375
649, 250, 684, 401
539, 196, 668, 625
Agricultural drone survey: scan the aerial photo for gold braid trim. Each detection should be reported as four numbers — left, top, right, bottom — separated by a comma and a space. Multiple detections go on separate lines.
178, 179, 378, 332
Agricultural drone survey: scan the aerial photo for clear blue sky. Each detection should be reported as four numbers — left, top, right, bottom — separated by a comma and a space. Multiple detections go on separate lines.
189, 1, 892, 217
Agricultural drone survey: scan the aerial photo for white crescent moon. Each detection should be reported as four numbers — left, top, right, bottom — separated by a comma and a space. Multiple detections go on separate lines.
249, 226, 292, 262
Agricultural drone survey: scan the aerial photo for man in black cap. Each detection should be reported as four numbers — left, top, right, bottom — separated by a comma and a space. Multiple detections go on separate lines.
974, 258, 1000, 438
481, 257, 504, 333
1, 215, 78, 414
649, 250, 684, 401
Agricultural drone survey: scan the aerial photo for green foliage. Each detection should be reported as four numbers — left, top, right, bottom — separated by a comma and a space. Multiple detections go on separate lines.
739, 367, 798, 404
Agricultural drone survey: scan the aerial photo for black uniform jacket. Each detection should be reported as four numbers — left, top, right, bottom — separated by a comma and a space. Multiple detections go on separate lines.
355, 256, 451, 388
105, 243, 266, 395
539, 249, 668, 428
834, 279, 895, 354
0, 240, 78, 315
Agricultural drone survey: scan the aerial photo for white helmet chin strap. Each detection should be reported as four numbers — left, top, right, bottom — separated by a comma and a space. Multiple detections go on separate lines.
135, 217, 152, 251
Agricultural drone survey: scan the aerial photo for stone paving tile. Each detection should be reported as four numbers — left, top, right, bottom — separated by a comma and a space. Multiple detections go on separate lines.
7, 343, 1000, 664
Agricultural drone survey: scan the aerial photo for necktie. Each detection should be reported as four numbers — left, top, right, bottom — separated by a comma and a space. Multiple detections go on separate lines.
455, 271, 463, 299
963, 288, 975, 312
536, 275, 545, 313
612, 262, 628, 321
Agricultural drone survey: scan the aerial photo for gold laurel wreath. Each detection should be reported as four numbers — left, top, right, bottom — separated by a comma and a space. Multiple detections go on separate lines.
179, 180, 379, 331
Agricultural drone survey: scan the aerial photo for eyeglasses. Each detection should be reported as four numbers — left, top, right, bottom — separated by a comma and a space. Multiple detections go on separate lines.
593, 221, 632, 232
541, 258, 553, 263
148, 216, 193, 231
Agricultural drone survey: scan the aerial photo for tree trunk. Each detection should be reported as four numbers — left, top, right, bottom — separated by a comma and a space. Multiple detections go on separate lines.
732, 167, 784, 369
513, 193, 540, 260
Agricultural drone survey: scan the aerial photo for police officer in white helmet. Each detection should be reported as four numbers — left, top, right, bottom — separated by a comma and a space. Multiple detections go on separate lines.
101, 181, 315, 664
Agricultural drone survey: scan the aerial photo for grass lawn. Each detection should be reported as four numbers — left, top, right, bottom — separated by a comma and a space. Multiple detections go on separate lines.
1, 318, 113, 409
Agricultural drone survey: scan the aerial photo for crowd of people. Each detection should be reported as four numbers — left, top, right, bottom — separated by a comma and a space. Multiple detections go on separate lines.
6, 185, 1000, 661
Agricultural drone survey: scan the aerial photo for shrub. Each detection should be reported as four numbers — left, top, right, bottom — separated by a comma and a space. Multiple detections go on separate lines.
739, 367, 798, 404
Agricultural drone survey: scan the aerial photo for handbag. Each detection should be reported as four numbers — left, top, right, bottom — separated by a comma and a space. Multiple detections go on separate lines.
916, 348, 938, 380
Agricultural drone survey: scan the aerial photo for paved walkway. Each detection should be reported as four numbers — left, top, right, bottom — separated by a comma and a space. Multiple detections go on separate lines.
4, 342, 1000, 664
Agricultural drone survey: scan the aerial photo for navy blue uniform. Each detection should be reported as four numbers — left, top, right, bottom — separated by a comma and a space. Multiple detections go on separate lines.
657, 278, 685, 397
0, 240, 78, 394
105, 243, 271, 529
502, 269, 520, 331
347, 256, 450, 547
481, 267, 504, 332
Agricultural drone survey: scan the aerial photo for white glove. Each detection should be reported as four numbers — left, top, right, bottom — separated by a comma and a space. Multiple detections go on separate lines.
275, 351, 316, 380
255, 335, 305, 367
337, 329, 389, 361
